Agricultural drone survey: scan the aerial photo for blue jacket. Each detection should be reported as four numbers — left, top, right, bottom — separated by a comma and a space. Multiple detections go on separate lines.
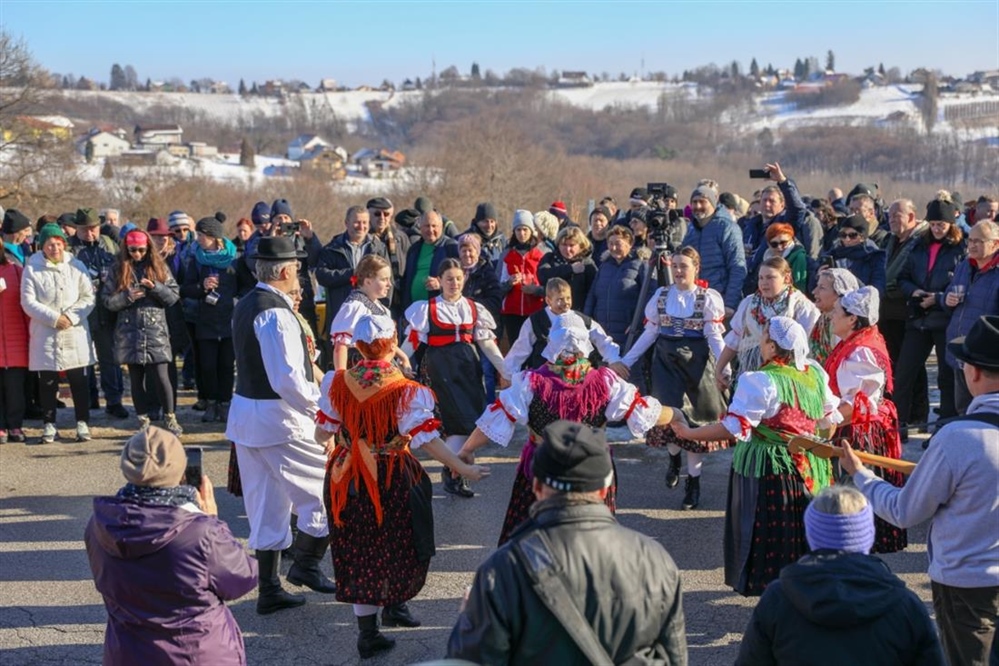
584, 249, 648, 344
823, 240, 887, 297
944, 255, 999, 367
682, 212, 746, 310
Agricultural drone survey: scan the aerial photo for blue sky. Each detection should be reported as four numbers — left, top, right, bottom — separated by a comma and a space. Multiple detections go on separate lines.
2, 1, 997, 87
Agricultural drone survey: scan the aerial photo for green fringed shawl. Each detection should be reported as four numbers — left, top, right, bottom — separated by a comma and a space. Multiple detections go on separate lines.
731, 364, 832, 494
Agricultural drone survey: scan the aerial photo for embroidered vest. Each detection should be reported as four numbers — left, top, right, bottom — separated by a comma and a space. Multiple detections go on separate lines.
427, 297, 477, 347
657, 286, 707, 338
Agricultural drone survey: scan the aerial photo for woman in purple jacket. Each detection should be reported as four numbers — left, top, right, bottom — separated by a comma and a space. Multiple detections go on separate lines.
85, 427, 257, 666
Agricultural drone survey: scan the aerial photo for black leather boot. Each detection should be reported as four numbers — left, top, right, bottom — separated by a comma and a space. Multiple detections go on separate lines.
681, 476, 700, 510
665, 453, 682, 489
255, 550, 306, 615
357, 613, 395, 659
382, 602, 421, 627
286, 533, 337, 593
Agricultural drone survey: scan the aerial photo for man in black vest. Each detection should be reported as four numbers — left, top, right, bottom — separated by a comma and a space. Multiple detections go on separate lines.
226, 237, 336, 615
503, 277, 623, 377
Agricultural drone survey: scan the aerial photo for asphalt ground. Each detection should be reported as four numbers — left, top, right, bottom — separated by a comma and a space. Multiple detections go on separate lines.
1, 385, 935, 666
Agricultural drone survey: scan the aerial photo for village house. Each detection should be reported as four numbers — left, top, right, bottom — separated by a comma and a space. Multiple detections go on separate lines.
298, 145, 349, 180
352, 147, 406, 177
135, 124, 183, 147
557, 71, 593, 88
2, 115, 74, 143
77, 128, 131, 159
317, 78, 338, 92
287, 134, 332, 160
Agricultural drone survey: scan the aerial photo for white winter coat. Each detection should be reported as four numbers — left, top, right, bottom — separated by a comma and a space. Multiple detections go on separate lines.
20, 250, 96, 371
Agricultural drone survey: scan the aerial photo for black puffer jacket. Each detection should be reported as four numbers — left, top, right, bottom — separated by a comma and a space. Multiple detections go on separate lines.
462, 258, 502, 322
448, 498, 687, 665
102, 263, 180, 365
537, 250, 597, 310
179, 256, 250, 340
898, 233, 967, 331
736, 551, 943, 666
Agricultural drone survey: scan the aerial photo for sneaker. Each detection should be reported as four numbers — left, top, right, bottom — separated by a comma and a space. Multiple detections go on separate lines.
105, 404, 129, 419
201, 402, 219, 423
40, 423, 57, 444
164, 413, 183, 437
137, 415, 152, 430
8, 429, 26, 443
192, 399, 208, 412
76, 421, 91, 442
0, 430, 7, 444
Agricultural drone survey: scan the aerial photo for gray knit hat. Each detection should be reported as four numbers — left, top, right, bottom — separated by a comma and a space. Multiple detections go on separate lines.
690, 186, 718, 208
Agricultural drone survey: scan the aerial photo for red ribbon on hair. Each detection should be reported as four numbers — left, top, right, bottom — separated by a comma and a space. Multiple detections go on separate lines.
695, 279, 708, 289
350, 275, 358, 287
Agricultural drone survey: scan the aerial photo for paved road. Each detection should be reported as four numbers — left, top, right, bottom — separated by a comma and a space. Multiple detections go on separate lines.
0, 393, 934, 666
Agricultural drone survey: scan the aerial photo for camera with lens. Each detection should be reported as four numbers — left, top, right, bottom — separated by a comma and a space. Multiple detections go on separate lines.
645, 182, 683, 242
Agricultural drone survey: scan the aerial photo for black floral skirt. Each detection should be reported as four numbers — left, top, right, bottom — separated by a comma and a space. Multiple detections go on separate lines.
326, 452, 434, 606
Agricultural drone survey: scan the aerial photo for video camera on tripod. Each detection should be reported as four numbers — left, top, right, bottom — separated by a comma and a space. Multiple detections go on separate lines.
644, 183, 684, 252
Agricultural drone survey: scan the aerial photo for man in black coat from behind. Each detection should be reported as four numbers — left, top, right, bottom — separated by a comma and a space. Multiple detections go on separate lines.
448, 421, 687, 665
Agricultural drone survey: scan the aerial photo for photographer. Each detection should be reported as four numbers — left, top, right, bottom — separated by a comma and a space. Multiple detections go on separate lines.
102, 230, 182, 435
181, 218, 250, 423
85, 427, 257, 666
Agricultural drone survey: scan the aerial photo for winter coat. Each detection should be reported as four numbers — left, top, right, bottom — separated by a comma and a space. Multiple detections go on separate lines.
160, 251, 191, 355
0, 261, 30, 368
314, 232, 389, 328
736, 551, 944, 666
85, 495, 257, 666
71, 235, 120, 330
587, 232, 608, 266
466, 226, 508, 268
898, 233, 967, 331
20, 251, 96, 372
447, 498, 686, 665
179, 251, 248, 340
682, 211, 746, 311
401, 236, 459, 310
823, 240, 887, 297
500, 246, 547, 317
102, 262, 180, 365
462, 258, 503, 322
537, 251, 597, 311
882, 224, 929, 322
741, 179, 820, 261
584, 248, 649, 345
944, 253, 999, 367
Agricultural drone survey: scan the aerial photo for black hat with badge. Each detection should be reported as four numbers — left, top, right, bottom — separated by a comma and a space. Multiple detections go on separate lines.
948, 315, 999, 371
532, 420, 612, 493
250, 236, 306, 261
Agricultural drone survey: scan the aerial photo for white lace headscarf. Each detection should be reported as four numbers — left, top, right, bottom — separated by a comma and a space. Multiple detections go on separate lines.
822, 268, 860, 296
769, 316, 810, 371
840, 286, 880, 325
354, 314, 396, 344
542, 312, 594, 363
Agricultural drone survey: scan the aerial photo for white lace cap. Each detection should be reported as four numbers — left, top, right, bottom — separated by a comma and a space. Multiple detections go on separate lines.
823, 268, 860, 296
542, 312, 594, 363
354, 314, 396, 344
769, 316, 810, 371
840, 286, 880, 325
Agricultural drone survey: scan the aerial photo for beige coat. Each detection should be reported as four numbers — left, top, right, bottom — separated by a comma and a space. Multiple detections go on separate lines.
20, 250, 96, 371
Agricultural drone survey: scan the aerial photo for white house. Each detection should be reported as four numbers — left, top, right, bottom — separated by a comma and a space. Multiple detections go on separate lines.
135, 124, 183, 147
287, 134, 331, 160
77, 130, 130, 159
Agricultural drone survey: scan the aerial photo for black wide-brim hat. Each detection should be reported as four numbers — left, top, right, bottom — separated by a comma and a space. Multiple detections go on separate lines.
250, 236, 307, 260
948, 315, 999, 371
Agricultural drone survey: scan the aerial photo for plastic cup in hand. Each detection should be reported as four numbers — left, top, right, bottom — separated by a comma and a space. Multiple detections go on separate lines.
954, 285, 966, 303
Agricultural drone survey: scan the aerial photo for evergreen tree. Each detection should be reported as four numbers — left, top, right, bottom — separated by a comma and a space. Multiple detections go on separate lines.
109, 63, 126, 90
124, 65, 138, 90
921, 72, 939, 133
101, 159, 114, 179
250, 82, 259, 95
826, 49, 835, 72
239, 137, 255, 168
84, 139, 94, 164
415, 77, 423, 90
238, 78, 247, 95
750, 57, 760, 78
766, 63, 775, 76
793, 58, 805, 79
471, 62, 481, 79
878, 62, 886, 76
144, 77, 151, 91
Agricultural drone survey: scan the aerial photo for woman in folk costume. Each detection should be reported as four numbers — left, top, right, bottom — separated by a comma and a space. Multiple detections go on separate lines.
618, 246, 729, 510
825, 286, 907, 553
402, 258, 506, 498
458, 311, 681, 545
328, 254, 412, 372
674, 317, 843, 596
808, 268, 860, 365
315, 314, 490, 659
715, 256, 820, 387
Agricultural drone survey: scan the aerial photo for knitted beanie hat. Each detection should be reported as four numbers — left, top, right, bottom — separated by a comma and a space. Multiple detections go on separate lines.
805, 495, 876, 554
120, 426, 187, 488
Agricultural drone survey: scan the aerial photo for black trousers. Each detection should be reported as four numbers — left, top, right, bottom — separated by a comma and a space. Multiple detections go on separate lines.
0, 367, 27, 429
932, 581, 999, 666
198, 337, 235, 402
895, 326, 956, 424
129, 363, 174, 415
39, 368, 89, 424
880, 318, 928, 423
87, 324, 124, 406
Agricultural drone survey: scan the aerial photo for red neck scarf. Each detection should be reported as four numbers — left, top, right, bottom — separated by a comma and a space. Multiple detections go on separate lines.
824, 326, 893, 396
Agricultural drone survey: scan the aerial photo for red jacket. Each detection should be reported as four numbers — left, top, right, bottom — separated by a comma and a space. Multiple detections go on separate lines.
501, 247, 545, 317
0, 262, 29, 368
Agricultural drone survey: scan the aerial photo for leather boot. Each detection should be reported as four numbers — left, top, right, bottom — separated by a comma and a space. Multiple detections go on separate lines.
382, 602, 421, 628
201, 401, 219, 423
665, 453, 682, 489
286, 533, 337, 593
255, 550, 306, 615
357, 613, 395, 659
681, 476, 700, 510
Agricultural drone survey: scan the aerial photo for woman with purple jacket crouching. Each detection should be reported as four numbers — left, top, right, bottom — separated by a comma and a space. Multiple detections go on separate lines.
85, 427, 256, 665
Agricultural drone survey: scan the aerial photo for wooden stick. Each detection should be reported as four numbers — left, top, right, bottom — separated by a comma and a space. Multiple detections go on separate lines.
788, 436, 917, 476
